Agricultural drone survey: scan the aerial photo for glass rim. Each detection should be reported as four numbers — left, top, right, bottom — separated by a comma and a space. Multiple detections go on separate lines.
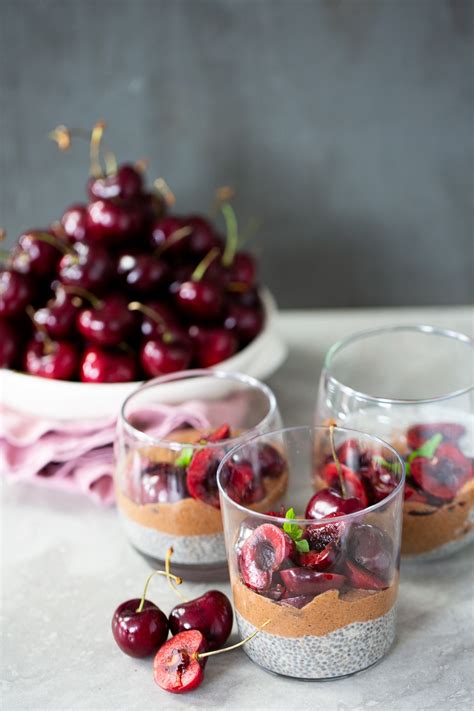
323, 324, 474, 405
216, 424, 406, 525
119, 368, 279, 451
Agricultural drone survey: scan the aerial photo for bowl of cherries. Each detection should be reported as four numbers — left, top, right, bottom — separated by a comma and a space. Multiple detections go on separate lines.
0, 122, 286, 419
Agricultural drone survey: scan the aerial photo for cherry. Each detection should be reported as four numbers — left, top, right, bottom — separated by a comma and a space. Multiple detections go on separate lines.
112, 568, 182, 658
321, 462, 369, 508
33, 287, 81, 339
0, 270, 35, 317
240, 523, 293, 592
220, 459, 265, 505
299, 521, 342, 571
176, 248, 224, 321
257, 443, 286, 479
140, 462, 188, 504
80, 346, 137, 383
230, 286, 262, 309
117, 252, 170, 295
169, 264, 195, 296
58, 242, 113, 293
279, 569, 346, 596
150, 216, 191, 260
193, 327, 237, 367
60, 204, 89, 242
410, 443, 471, 500
184, 215, 220, 255
345, 560, 387, 590
281, 595, 315, 609
86, 199, 144, 244
0, 319, 22, 367
88, 163, 144, 201
186, 448, 221, 508
169, 591, 233, 651
140, 337, 192, 377
407, 422, 466, 451
24, 337, 77, 380
77, 294, 135, 347
305, 488, 364, 519
224, 303, 264, 343
227, 252, 256, 287
12, 230, 63, 278
404, 483, 430, 504
362, 461, 398, 503
346, 523, 393, 585
138, 301, 180, 339
335, 439, 361, 471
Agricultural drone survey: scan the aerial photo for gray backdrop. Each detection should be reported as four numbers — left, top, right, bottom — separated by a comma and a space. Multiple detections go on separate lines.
1, 0, 472, 308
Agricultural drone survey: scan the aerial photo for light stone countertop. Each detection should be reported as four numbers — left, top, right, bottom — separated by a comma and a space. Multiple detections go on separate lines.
2, 306, 473, 711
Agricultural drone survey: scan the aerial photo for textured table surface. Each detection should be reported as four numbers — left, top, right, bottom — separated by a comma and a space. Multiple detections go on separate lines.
2, 306, 473, 711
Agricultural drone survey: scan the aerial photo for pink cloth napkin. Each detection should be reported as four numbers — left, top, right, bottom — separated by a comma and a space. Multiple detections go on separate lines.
0, 403, 212, 506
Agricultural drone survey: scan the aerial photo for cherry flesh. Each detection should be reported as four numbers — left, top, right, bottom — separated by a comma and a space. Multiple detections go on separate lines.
153, 629, 207, 694
240, 523, 293, 592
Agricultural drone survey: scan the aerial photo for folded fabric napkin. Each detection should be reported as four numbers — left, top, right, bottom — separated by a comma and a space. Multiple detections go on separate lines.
0, 403, 212, 506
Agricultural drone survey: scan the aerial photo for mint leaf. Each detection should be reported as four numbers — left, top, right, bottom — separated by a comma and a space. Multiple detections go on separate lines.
175, 446, 194, 468
405, 433, 443, 477
296, 539, 310, 554
283, 507, 307, 547
373, 456, 403, 476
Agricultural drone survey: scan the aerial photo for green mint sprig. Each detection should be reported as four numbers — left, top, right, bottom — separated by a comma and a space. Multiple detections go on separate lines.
283, 508, 310, 554
175, 446, 194, 468
405, 433, 443, 477
373, 456, 403, 476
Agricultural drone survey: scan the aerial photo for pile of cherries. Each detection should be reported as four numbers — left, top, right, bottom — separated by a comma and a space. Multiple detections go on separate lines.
112, 557, 260, 694
0, 122, 264, 382
132, 423, 286, 509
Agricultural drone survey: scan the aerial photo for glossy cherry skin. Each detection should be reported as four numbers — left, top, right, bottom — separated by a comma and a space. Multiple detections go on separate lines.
193, 327, 237, 367
153, 629, 208, 694
321, 462, 369, 508
346, 523, 393, 584
33, 288, 81, 338
60, 204, 89, 242
0, 319, 22, 367
186, 215, 222, 256
410, 444, 472, 500
24, 338, 77, 380
176, 281, 224, 321
227, 251, 256, 286
138, 301, 179, 339
88, 164, 144, 201
0, 270, 35, 317
112, 598, 168, 658
80, 346, 137, 383
86, 199, 144, 244
77, 295, 135, 347
140, 337, 192, 377
117, 253, 170, 295
150, 216, 190, 260
305, 488, 364, 519
224, 303, 264, 343
12, 230, 62, 278
58, 242, 113, 294
280, 569, 346, 596
169, 590, 233, 651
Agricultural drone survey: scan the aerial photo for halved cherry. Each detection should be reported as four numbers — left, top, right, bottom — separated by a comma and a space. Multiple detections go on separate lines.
222, 460, 264, 505
240, 523, 293, 592
186, 449, 220, 508
345, 560, 387, 590
298, 547, 337, 572
346, 523, 393, 583
407, 422, 466, 450
206, 424, 231, 442
279, 568, 346, 596
321, 462, 369, 508
281, 595, 315, 609
257, 443, 286, 478
404, 483, 430, 504
153, 629, 208, 694
410, 443, 472, 501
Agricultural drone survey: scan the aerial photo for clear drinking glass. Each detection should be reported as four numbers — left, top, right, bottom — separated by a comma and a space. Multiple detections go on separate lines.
217, 425, 405, 680
115, 369, 282, 579
316, 325, 474, 561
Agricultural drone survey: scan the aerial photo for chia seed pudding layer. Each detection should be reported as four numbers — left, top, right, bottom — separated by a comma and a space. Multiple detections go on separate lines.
119, 512, 226, 564
236, 607, 396, 679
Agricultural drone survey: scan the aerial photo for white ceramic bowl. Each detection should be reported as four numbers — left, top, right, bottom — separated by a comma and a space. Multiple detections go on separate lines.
0, 289, 287, 420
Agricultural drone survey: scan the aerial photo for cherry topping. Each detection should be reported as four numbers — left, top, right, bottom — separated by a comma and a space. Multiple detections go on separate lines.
140, 462, 188, 504
186, 448, 221, 508
320, 462, 369, 508
257, 443, 286, 479
221, 460, 264, 504
305, 488, 364, 519
407, 422, 466, 450
169, 590, 233, 651
346, 523, 393, 584
24, 338, 77, 380
240, 523, 293, 592
279, 569, 346, 596
410, 443, 471, 500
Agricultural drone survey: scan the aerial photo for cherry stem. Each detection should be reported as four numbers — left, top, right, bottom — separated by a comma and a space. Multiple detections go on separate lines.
329, 424, 347, 498
104, 151, 118, 176
63, 285, 103, 309
90, 120, 106, 178
195, 620, 271, 660
135, 158, 149, 173
210, 186, 235, 218
27, 231, 74, 257
165, 547, 188, 602
136, 569, 183, 614
154, 178, 176, 207
49, 125, 91, 151
221, 203, 239, 267
128, 301, 164, 326
192, 246, 220, 282
26, 305, 55, 355
155, 225, 193, 257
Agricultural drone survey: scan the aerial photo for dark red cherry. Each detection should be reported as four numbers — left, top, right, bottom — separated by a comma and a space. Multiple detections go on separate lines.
12, 230, 62, 278
230, 286, 262, 309
86, 199, 144, 244
77, 295, 135, 347
300, 520, 342, 571
88, 164, 144, 201
407, 422, 466, 450
112, 598, 168, 658
58, 242, 113, 294
298, 546, 338, 572
224, 303, 264, 343
176, 280, 224, 321
194, 327, 237, 367
0, 270, 35, 317
305, 488, 364, 519
60, 204, 89, 242
150, 216, 190, 259
138, 301, 180, 339
336, 439, 361, 471
169, 264, 195, 296
410, 443, 471, 500
281, 595, 315, 609
239, 523, 293, 592
320, 462, 369, 508
346, 523, 393, 584
186, 215, 222, 256
404, 483, 430, 504
257, 443, 286, 479
33, 287, 81, 339
221, 460, 264, 504
80, 346, 137, 383
345, 560, 387, 590
227, 251, 256, 287
140, 337, 192, 377
140, 462, 188, 504
153, 629, 207, 694
117, 252, 170, 295
279, 569, 346, 596
362, 461, 398, 503
169, 590, 233, 651
186, 448, 221, 508
24, 338, 77, 380
0, 318, 22, 367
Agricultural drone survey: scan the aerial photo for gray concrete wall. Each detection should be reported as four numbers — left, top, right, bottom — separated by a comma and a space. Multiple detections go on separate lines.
0, 0, 472, 308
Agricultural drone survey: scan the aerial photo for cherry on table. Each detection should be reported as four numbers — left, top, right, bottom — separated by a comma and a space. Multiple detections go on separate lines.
169, 590, 233, 651
80, 346, 138, 383
153, 629, 208, 693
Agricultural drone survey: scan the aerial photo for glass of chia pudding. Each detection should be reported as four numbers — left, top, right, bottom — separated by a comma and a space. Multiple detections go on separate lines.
115, 370, 284, 579
316, 325, 474, 561
217, 425, 405, 680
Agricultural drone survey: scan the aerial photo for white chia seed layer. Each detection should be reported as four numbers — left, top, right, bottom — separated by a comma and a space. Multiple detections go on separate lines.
403, 525, 474, 563
119, 512, 226, 565
236, 607, 396, 679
